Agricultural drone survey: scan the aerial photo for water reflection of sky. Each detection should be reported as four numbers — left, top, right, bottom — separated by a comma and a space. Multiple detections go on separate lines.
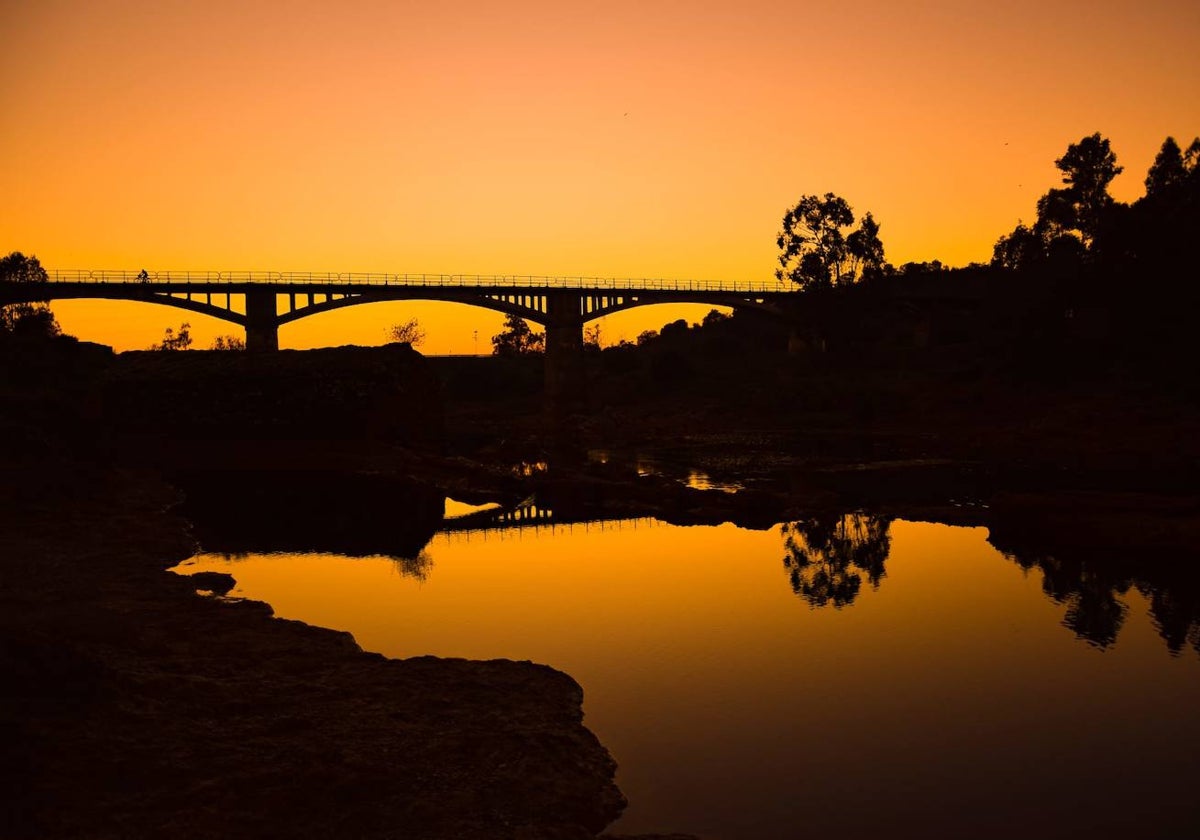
441, 497, 501, 519
175, 519, 1200, 839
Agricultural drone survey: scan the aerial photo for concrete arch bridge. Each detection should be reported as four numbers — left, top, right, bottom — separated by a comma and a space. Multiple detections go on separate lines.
7, 270, 796, 348
5, 270, 799, 401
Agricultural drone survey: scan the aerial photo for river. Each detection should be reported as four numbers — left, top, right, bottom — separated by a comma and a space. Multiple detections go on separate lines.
175, 497, 1200, 839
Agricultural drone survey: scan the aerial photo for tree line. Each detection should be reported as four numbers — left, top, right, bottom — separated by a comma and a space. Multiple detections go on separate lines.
774, 132, 1198, 287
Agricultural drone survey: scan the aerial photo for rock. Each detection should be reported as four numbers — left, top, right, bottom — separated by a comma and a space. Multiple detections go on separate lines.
181, 570, 236, 595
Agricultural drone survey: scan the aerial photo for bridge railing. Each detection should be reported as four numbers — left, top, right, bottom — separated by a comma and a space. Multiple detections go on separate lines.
40, 269, 793, 295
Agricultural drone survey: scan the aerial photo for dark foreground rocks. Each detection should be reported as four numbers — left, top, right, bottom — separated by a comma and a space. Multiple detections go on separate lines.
0, 468, 625, 839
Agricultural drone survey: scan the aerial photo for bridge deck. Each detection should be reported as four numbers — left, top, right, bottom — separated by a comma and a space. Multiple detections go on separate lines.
36, 270, 794, 295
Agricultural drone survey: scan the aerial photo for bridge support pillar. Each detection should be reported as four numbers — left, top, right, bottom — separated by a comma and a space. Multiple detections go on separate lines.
245, 290, 279, 352
544, 291, 586, 430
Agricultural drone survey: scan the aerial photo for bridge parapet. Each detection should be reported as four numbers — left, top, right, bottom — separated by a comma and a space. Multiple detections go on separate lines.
39, 269, 792, 295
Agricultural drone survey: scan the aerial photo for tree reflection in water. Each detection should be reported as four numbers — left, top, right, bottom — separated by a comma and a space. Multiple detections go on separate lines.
393, 549, 434, 582
1004, 551, 1130, 649
1000, 548, 1200, 657
1143, 584, 1200, 656
781, 513, 892, 608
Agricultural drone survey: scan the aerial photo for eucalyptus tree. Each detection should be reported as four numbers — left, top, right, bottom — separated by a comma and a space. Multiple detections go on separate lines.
775, 193, 886, 291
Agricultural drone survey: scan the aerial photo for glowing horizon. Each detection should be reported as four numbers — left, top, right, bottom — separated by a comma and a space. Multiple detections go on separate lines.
3, 0, 1197, 351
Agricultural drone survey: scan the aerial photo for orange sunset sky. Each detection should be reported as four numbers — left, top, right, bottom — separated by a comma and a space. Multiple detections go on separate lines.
3, 0, 1198, 353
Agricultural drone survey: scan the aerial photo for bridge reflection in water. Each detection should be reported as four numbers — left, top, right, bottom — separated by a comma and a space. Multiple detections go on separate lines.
438, 498, 658, 542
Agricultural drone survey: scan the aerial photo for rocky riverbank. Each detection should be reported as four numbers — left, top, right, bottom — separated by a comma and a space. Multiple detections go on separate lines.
0, 467, 628, 839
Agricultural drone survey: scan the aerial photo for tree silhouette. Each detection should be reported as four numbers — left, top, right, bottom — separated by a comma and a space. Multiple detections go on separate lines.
991, 223, 1046, 271
1141, 583, 1200, 658
1145, 137, 1188, 197
209, 334, 245, 351
1140, 136, 1200, 211
1104, 133, 1200, 338
776, 193, 886, 291
1060, 572, 1129, 649
847, 212, 885, 279
0, 252, 61, 339
387, 318, 426, 347
1002, 550, 1130, 649
1053, 132, 1123, 247
151, 322, 192, 351
996, 539, 1200, 657
992, 133, 1123, 268
781, 513, 892, 608
491, 313, 545, 356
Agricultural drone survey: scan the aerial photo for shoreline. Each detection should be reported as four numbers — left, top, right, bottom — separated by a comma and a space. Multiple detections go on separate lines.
1, 466, 627, 839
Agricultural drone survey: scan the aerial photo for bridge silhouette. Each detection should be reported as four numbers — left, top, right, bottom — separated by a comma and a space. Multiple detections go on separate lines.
7, 269, 795, 349
3, 270, 798, 406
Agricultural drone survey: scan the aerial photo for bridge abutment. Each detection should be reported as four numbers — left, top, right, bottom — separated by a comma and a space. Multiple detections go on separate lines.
245, 290, 280, 352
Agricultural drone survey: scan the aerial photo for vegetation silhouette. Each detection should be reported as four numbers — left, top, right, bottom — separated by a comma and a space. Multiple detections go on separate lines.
998, 546, 1200, 657
781, 513, 892, 608
987, 131, 1200, 374
992, 132, 1122, 267
149, 321, 192, 351
776, 193, 886, 290
583, 323, 602, 350
989, 496, 1200, 656
388, 317, 426, 347
0, 252, 60, 340
1010, 549, 1130, 649
492, 313, 545, 356
393, 549, 434, 581
208, 334, 245, 351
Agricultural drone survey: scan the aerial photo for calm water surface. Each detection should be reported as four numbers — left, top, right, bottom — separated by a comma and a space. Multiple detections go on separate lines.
176, 510, 1200, 839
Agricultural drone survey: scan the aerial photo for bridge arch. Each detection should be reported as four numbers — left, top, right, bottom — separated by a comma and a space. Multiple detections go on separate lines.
577, 293, 789, 322
139, 294, 247, 325
22, 286, 249, 327
272, 288, 792, 328
275, 288, 551, 327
